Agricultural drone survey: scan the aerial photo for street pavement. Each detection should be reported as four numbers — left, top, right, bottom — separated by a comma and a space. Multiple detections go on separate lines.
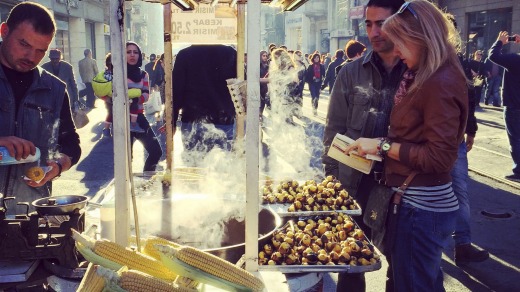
52, 91, 520, 291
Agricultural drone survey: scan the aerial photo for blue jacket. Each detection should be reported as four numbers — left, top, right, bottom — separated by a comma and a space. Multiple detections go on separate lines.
488, 40, 520, 109
0, 66, 66, 214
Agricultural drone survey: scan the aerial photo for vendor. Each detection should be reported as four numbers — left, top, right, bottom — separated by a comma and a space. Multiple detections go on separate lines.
0, 2, 81, 214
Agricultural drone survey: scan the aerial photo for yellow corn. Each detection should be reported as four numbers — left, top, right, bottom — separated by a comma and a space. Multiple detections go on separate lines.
143, 236, 181, 260
120, 269, 196, 292
77, 263, 105, 292
158, 245, 265, 291
144, 236, 199, 289
71, 229, 177, 281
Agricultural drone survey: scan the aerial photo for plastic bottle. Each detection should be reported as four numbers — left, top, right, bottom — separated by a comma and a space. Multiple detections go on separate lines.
100, 195, 116, 241
0, 146, 41, 165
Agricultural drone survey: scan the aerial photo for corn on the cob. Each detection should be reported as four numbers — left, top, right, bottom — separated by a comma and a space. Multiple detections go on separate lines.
76, 241, 122, 271
120, 268, 197, 292
77, 263, 105, 292
143, 236, 200, 289
71, 229, 177, 281
157, 245, 265, 292
143, 236, 181, 260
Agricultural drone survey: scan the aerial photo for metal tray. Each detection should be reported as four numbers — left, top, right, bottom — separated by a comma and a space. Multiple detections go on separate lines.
257, 214, 381, 274
258, 260, 381, 273
263, 202, 362, 217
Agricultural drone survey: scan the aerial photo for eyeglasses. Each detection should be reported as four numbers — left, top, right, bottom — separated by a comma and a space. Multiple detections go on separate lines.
397, 2, 419, 20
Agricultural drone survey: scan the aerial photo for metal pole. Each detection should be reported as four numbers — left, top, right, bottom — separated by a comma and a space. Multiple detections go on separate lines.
245, 0, 261, 272
164, 3, 174, 171
110, 0, 131, 247
235, 3, 246, 140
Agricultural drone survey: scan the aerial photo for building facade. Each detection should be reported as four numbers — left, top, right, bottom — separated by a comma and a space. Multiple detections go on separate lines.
439, 0, 520, 57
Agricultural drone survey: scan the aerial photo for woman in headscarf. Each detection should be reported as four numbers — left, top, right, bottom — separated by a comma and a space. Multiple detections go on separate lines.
126, 41, 162, 172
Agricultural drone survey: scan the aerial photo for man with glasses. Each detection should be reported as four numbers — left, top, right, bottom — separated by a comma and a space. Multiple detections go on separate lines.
322, 0, 406, 290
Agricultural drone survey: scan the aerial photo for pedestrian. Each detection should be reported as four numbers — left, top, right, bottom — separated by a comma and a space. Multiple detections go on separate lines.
321, 49, 345, 93
0, 2, 81, 214
92, 53, 114, 138
144, 53, 156, 80
151, 53, 165, 104
483, 57, 502, 106
345, 1, 468, 290
42, 48, 80, 112
78, 48, 99, 109
488, 31, 520, 182
167, 45, 237, 166
292, 50, 307, 105
468, 50, 486, 106
448, 14, 491, 266
305, 52, 325, 116
334, 39, 367, 77
259, 50, 270, 118
268, 48, 302, 123
126, 41, 162, 172
322, 0, 406, 290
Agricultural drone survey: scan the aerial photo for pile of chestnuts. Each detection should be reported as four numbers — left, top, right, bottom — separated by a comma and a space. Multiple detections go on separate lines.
258, 212, 379, 266
261, 175, 359, 212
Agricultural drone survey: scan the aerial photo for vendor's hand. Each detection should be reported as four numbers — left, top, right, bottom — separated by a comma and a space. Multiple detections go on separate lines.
344, 138, 380, 157
0, 136, 36, 160
25, 160, 62, 187
466, 135, 475, 152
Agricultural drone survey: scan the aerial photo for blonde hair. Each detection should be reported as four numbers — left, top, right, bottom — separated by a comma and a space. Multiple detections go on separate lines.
270, 48, 296, 72
382, 0, 466, 96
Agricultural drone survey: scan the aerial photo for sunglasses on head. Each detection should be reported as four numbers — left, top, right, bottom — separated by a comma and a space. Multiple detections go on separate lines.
398, 2, 419, 20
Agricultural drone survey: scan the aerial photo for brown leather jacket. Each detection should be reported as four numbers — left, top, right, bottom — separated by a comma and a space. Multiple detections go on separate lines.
385, 62, 468, 187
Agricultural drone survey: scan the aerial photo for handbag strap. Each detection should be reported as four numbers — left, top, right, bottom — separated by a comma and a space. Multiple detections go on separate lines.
392, 171, 418, 204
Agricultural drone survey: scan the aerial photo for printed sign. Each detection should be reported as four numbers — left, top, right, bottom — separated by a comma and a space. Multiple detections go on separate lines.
171, 4, 237, 44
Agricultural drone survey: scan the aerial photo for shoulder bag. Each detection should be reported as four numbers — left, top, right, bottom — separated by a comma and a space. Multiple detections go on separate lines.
363, 171, 417, 255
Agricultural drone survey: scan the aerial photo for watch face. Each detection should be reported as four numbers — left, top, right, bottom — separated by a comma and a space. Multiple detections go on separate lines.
382, 143, 391, 151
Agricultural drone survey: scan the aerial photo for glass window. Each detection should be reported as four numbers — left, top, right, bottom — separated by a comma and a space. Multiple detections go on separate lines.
467, 8, 512, 57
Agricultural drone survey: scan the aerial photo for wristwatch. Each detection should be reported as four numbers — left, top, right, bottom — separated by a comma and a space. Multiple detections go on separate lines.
52, 160, 63, 181
381, 138, 393, 157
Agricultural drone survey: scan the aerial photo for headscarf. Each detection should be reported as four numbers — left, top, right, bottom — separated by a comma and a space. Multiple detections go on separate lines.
126, 41, 143, 83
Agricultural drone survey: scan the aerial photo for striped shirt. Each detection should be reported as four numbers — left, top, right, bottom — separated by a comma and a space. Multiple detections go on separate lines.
393, 182, 459, 212
127, 72, 149, 114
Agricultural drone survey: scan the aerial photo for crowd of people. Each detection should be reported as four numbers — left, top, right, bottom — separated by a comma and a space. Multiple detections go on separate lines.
2, 0, 520, 291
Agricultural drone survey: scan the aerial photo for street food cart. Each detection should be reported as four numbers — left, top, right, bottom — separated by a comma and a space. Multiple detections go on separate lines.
0, 0, 383, 290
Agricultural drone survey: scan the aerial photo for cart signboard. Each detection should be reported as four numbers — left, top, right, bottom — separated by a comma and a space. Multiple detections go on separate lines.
171, 4, 237, 44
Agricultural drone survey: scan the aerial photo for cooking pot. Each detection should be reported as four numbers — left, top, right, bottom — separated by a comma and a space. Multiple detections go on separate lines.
32, 195, 89, 215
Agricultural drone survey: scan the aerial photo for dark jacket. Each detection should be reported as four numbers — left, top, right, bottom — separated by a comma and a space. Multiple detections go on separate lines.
322, 51, 406, 196
0, 66, 80, 214
42, 60, 79, 108
144, 61, 155, 82
488, 40, 520, 109
323, 58, 344, 88
385, 62, 468, 187
172, 45, 237, 125
458, 54, 477, 137
305, 63, 325, 84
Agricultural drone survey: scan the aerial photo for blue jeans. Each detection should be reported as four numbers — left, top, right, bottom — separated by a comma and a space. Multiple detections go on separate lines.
451, 141, 471, 245
485, 76, 501, 106
504, 107, 520, 175
391, 203, 456, 292
308, 82, 321, 109
180, 121, 235, 166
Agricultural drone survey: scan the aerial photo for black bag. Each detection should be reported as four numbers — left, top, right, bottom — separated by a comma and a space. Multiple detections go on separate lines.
363, 172, 417, 254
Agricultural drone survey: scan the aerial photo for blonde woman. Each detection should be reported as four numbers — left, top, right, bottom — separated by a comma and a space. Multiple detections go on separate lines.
345, 1, 468, 290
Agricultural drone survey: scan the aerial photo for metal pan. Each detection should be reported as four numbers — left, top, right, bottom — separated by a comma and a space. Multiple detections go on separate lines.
32, 195, 89, 215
